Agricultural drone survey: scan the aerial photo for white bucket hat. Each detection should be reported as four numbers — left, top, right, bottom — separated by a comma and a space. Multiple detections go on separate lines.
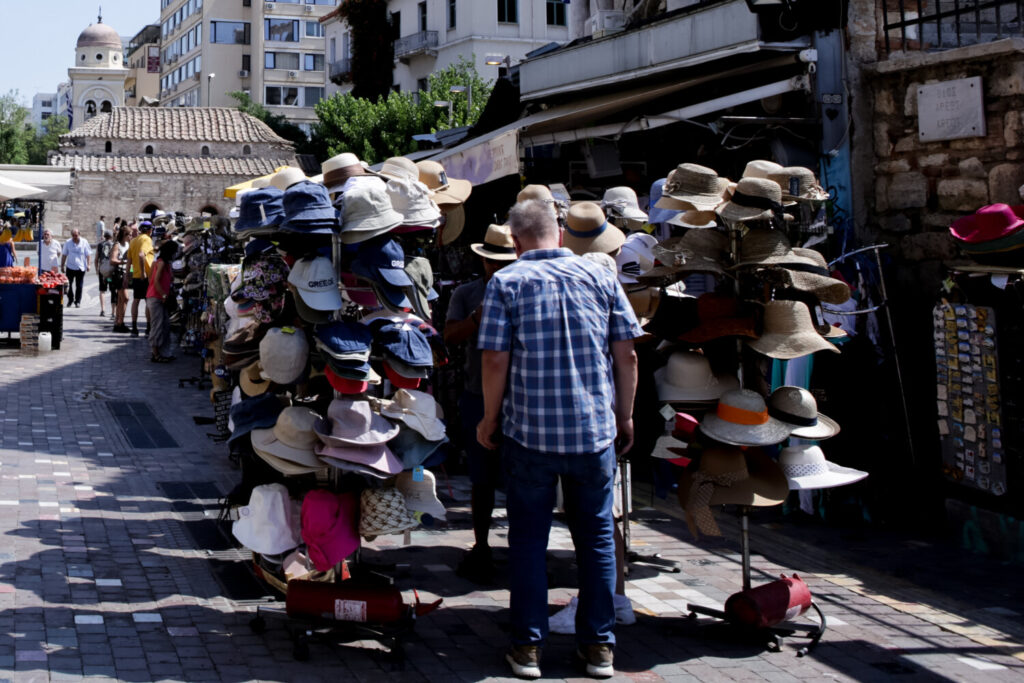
654, 351, 739, 403
270, 167, 308, 191
767, 386, 840, 440
338, 181, 404, 245
314, 398, 400, 447
378, 157, 420, 183
778, 445, 868, 490
395, 469, 447, 521
601, 186, 648, 222
386, 177, 442, 227
258, 327, 309, 385
700, 389, 792, 447
286, 255, 344, 311
615, 233, 657, 284
232, 483, 302, 555
380, 389, 446, 441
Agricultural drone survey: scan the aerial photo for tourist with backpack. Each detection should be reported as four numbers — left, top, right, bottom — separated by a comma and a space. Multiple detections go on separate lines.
95, 230, 114, 318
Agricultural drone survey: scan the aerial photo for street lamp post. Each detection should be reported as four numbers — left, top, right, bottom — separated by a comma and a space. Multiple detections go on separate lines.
449, 85, 470, 119
434, 100, 453, 127
207, 73, 216, 106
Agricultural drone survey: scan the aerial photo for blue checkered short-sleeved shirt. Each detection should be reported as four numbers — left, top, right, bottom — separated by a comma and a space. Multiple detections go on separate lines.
477, 248, 642, 454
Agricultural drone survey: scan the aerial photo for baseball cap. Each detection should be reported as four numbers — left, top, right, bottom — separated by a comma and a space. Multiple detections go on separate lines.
287, 256, 344, 311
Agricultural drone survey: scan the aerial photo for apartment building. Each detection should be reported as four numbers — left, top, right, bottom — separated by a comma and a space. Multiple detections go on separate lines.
125, 25, 163, 106
31, 93, 57, 129
158, 0, 335, 132
323, 0, 571, 97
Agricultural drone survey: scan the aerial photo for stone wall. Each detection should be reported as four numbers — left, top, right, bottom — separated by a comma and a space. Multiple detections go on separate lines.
78, 138, 290, 159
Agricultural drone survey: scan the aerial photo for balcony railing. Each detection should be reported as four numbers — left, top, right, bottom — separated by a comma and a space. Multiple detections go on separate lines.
329, 57, 351, 83
393, 30, 438, 60
881, 0, 1024, 53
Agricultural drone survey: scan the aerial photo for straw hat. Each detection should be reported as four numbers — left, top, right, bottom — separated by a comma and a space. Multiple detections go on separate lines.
518, 184, 555, 204
767, 167, 829, 202
700, 389, 792, 447
440, 204, 466, 245
732, 229, 809, 269
668, 210, 718, 229
656, 164, 726, 212
563, 202, 626, 255
778, 445, 868, 490
416, 160, 472, 206
717, 178, 784, 223
359, 487, 418, 539
782, 247, 852, 305
742, 160, 785, 179
747, 300, 840, 359
654, 351, 739, 402
240, 360, 271, 397
646, 229, 730, 278
270, 167, 308, 191
470, 224, 518, 261
677, 446, 789, 537
767, 386, 840, 440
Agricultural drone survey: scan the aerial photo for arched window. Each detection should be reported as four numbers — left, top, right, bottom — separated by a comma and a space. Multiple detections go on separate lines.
104, 141, 112, 153
85, 101, 96, 117
142, 203, 161, 216
200, 145, 210, 157
242, 145, 252, 155
145, 145, 154, 155
100, 101, 112, 113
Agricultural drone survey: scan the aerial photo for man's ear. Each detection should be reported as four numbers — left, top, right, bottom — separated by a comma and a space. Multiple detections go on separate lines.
512, 235, 523, 256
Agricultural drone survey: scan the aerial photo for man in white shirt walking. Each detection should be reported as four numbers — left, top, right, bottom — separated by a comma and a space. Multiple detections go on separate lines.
61, 229, 91, 308
95, 216, 105, 244
39, 230, 62, 272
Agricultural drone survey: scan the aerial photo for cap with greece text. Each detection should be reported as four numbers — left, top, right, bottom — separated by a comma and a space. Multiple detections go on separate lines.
287, 255, 344, 311
352, 238, 412, 288
376, 322, 433, 368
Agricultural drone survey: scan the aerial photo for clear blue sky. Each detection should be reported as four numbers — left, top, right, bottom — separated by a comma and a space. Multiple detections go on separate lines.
2, 1, 159, 105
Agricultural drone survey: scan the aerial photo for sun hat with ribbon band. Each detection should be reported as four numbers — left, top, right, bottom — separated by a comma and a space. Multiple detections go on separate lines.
470, 224, 518, 261
778, 445, 868, 490
677, 446, 789, 538
563, 202, 626, 256
601, 186, 648, 223
747, 300, 840, 360
655, 163, 727, 212
767, 166, 829, 202
717, 178, 786, 223
322, 152, 368, 194
700, 389, 792, 447
780, 247, 852, 305
767, 386, 840, 440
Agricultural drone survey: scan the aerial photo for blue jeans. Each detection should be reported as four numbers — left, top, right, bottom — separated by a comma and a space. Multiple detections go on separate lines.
504, 438, 617, 647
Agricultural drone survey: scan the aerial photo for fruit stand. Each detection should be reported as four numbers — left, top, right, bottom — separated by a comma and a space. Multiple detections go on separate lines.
0, 268, 66, 347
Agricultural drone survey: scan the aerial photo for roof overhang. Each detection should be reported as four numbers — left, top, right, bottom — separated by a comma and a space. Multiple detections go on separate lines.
0, 165, 72, 202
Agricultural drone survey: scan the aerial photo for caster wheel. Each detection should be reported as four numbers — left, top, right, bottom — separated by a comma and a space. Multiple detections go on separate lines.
767, 635, 783, 653
797, 647, 808, 658
249, 616, 266, 634
293, 639, 310, 661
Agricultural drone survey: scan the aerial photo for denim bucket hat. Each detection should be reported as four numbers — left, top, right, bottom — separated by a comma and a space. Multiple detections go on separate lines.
228, 393, 286, 447
235, 187, 285, 232
280, 181, 337, 233
376, 322, 433, 369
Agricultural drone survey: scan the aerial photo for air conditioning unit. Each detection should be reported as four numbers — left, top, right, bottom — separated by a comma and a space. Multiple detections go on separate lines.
287, 70, 298, 78
239, 69, 250, 78
588, 10, 626, 37
304, 4, 313, 12
265, 2, 275, 10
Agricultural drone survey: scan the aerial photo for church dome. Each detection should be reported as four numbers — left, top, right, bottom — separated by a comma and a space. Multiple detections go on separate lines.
76, 21, 122, 49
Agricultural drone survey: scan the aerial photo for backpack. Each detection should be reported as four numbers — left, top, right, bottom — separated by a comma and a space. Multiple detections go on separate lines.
97, 241, 114, 277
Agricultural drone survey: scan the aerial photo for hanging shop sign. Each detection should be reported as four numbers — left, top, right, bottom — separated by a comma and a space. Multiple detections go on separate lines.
438, 130, 519, 187
917, 77, 985, 143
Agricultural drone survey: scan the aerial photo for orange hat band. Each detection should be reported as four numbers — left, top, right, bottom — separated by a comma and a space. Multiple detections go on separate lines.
717, 403, 769, 426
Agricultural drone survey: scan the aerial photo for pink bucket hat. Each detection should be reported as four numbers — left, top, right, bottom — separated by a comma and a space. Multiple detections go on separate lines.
301, 489, 359, 571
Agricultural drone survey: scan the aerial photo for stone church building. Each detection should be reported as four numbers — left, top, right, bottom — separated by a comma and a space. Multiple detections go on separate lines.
50, 107, 298, 235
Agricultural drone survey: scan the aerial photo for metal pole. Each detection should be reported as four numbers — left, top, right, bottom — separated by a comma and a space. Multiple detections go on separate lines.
740, 508, 751, 592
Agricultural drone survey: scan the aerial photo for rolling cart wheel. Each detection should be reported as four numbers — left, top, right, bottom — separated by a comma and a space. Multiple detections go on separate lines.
797, 646, 808, 658
292, 639, 310, 661
248, 616, 266, 634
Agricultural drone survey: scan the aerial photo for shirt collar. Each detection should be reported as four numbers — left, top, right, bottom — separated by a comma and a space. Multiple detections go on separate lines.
519, 248, 574, 261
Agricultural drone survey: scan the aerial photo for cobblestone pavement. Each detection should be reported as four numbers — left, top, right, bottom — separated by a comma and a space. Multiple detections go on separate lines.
0, 284, 1022, 682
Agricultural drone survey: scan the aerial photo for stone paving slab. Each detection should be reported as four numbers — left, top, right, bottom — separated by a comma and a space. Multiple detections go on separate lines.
0, 283, 1020, 681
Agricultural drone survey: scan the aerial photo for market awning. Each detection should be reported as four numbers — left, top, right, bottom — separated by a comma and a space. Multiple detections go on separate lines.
223, 166, 292, 199
0, 165, 71, 202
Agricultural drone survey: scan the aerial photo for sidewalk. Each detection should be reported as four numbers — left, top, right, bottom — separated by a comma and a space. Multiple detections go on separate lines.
0, 285, 1022, 682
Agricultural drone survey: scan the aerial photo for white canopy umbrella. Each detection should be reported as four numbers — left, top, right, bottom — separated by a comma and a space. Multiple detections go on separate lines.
0, 174, 45, 201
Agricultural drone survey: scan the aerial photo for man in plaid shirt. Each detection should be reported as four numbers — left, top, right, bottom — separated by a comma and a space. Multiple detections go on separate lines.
477, 199, 641, 679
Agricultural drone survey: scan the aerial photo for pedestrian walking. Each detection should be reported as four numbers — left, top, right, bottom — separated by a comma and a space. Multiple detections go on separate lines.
95, 230, 114, 318
126, 221, 154, 337
146, 240, 178, 363
109, 225, 131, 332
39, 229, 61, 273
477, 199, 641, 680
94, 215, 105, 244
444, 223, 517, 584
60, 229, 91, 308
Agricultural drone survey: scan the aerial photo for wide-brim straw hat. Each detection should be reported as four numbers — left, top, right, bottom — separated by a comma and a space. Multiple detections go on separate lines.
768, 166, 830, 202
563, 202, 626, 255
416, 160, 472, 206
668, 210, 718, 229
779, 445, 868, 490
440, 204, 466, 245
656, 163, 727, 212
742, 159, 785, 180
732, 229, 807, 269
717, 178, 784, 223
780, 247, 852, 305
240, 360, 272, 397
678, 446, 789, 508
645, 229, 730, 278
654, 351, 739, 402
767, 386, 840, 440
700, 389, 792, 447
747, 300, 840, 360
470, 224, 518, 261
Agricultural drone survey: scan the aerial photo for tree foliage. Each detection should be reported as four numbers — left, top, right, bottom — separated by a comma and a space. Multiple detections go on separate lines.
314, 57, 492, 164
337, 0, 394, 102
27, 115, 69, 166
0, 91, 30, 165
228, 90, 319, 157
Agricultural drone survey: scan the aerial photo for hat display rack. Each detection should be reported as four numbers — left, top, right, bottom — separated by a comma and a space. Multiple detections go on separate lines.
196, 158, 465, 660
624, 161, 876, 655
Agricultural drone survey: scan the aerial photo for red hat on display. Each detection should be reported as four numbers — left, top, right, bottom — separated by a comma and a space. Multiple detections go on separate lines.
325, 366, 369, 395
949, 204, 1024, 244
383, 361, 422, 390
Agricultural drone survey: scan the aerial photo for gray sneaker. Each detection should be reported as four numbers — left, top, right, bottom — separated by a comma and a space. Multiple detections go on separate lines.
578, 643, 614, 678
506, 644, 541, 679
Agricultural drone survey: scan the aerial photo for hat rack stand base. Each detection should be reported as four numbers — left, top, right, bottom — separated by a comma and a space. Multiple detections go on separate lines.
683, 507, 826, 656
620, 455, 680, 573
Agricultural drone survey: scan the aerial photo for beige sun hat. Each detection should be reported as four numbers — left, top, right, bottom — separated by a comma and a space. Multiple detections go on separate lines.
747, 300, 841, 359
322, 153, 367, 194
655, 164, 726, 212
645, 229, 730, 278
270, 167, 308, 191
717, 178, 784, 223
470, 224, 518, 261
654, 351, 739, 403
251, 407, 324, 469
240, 360, 271, 397
742, 160, 785, 179
768, 166, 830, 202
563, 202, 626, 256
518, 184, 554, 203
377, 157, 420, 183
601, 186, 648, 223
417, 160, 472, 206
732, 232, 851, 305
439, 204, 466, 245
767, 386, 840, 440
